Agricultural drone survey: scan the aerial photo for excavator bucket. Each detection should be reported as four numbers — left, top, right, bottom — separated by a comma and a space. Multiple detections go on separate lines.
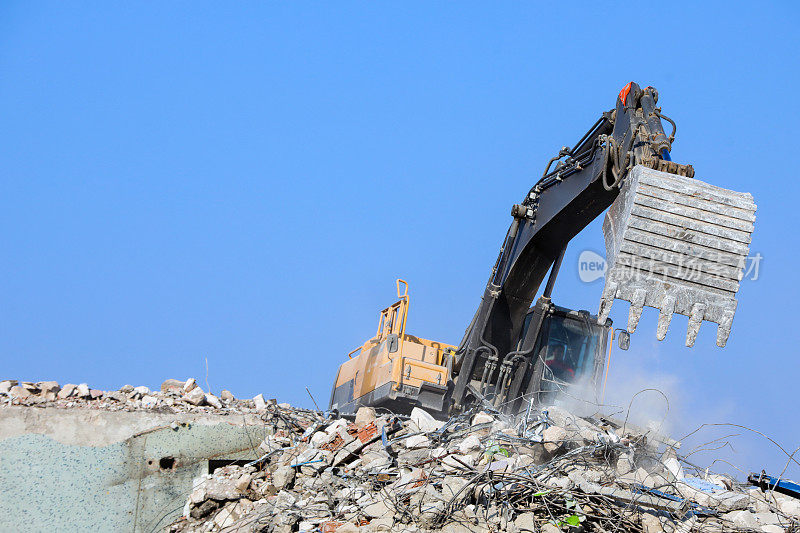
598, 165, 756, 347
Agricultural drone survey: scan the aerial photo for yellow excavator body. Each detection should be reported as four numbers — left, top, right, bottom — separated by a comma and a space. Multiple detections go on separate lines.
329, 280, 456, 415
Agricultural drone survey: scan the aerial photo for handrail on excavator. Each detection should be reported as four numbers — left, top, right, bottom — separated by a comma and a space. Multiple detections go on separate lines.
396, 279, 408, 299
346, 346, 361, 360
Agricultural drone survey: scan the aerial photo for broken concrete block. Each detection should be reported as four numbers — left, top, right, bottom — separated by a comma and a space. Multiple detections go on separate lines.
105, 391, 126, 402
234, 473, 253, 492
0, 380, 17, 394
160, 379, 185, 393
57, 383, 77, 399
363, 499, 391, 518
753, 511, 781, 526
641, 513, 667, 533
514, 512, 537, 532
542, 425, 567, 454
89, 389, 103, 400
457, 435, 481, 454
410, 407, 443, 432
190, 499, 219, 519
355, 406, 376, 426
706, 473, 733, 490
724, 510, 758, 529
663, 457, 685, 480
38, 381, 60, 396
441, 454, 474, 471
272, 466, 295, 491
8, 385, 31, 399
204, 478, 242, 501
205, 393, 223, 409
441, 476, 468, 500
326, 419, 348, 435
76, 383, 91, 398
189, 486, 206, 504
220, 389, 235, 402
716, 491, 751, 512
132, 385, 150, 396
183, 378, 197, 392
616, 452, 635, 475
366, 517, 394, 532
213, 505, 236, 529
405, 435, 431, 449
182, 387, 206, 406
21, 381, 39, 392
141, 395, 159, 408
253, 393, 267, 411
472, 411, 494, 426
119, 384, 134, 393
778, 495, 800, 518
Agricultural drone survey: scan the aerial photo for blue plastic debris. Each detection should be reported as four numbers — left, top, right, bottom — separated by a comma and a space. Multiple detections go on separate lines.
682, 477, 725, 493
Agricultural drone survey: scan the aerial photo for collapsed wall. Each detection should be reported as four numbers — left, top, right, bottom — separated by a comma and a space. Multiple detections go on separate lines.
0, 378, 271, 532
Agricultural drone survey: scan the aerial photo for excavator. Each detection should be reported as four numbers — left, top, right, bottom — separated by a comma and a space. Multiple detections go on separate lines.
329, 82, 757, 418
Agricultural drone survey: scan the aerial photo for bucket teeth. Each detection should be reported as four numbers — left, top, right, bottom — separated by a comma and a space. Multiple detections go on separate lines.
716, 308, 736, 348
626, 288, 647, 333
656, 296, 676, 341
598, 166, 756, 347
685, 303, 706, 347
597, 280, 617, 326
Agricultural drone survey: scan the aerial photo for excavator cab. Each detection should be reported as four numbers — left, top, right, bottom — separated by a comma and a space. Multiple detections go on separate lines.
455, 302, 615, 414
520, 305, 611, 402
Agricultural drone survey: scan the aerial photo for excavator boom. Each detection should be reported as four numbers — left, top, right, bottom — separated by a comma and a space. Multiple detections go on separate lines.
450, 82, 755, 413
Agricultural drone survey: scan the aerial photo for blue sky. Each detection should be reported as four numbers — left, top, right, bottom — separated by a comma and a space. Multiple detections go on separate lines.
2, 2, 798, 477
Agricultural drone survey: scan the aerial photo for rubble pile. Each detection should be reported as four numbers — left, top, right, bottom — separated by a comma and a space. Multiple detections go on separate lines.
167, 403, 800, 533
0, 378, 274, 415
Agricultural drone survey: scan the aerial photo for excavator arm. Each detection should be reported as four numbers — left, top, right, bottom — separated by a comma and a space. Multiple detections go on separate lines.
450, 82, 707, 412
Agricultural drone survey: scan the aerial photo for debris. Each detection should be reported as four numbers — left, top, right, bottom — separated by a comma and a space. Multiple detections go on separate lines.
76, 383, 91, 398
0, 376, 257, 416
355, 406, 376, 426
140, 395, 159, 408
0, 380, 16, 394
405, 435, 430, 449
38, 381, 60, 401
182, 387, 206, 406
204, 393, 223, 409
253, 393, 267, 411
542, 425, 567, 454
749, 470, 800, 501
159, 400, 796, 533
410, 406, 443, 432
272, 466, 295, 491
161, 379, 185, 393
9, 386, 31, 399
0, 376, 791, 533
183, 378, 197, 392
57, 384, 77, 399
724, 509, 759, 529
